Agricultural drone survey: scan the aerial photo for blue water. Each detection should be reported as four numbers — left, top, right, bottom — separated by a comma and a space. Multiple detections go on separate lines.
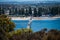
12, 19, 60, 32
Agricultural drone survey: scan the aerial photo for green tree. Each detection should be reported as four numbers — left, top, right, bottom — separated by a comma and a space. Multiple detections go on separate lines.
0, 14, 15, 40
29, 7, 32, 16
38, 7, 42, 17
25, 8, 29, 17
21, 8, 25, 16
34, 8, 37, 17
0, 7, 4, 14
51, 7, 58, 16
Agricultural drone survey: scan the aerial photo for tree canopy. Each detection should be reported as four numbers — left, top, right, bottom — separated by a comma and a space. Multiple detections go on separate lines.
0, 14, 15, 32
0, 14, 15, 40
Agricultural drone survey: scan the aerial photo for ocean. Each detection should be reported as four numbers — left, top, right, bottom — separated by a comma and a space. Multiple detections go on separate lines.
12, 18, 60, 32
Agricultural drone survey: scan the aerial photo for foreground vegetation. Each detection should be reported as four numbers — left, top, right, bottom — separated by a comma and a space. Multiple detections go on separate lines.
0, 15, 15, 40
9, 29, 60, 40
0, 15, 60, 40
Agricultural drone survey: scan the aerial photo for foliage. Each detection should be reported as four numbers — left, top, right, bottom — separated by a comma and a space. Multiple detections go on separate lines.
0, 14, 15, 40
51, 7, 59, 16
0, 14, 15, 32
9, 28, 33, 37
9, 29, 60, 40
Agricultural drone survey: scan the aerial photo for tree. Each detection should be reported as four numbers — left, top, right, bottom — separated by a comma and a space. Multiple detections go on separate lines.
25, 8, 29, 17
0, 15, 15, 40
19, 8, 25, 17
0, 14, 15, 32
38, 7, 42, 17
19, 9, 21, 15
9, 28, 33, 40
29, 7, 32, 16
0, 7, 4, 15
21, 8, 25, 16
34, 8, 37, 17
58, 7, 60, 15
51, 7, 58, 16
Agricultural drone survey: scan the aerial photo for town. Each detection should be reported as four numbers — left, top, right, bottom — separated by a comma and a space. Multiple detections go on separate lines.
0, 3, 60, 17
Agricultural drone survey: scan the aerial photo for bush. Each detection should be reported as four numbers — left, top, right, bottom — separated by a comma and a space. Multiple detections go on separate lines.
0, 14, 15, 40
9, 29, 60, 40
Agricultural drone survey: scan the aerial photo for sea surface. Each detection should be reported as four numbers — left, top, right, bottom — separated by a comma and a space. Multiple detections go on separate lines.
12, 18, 60, 32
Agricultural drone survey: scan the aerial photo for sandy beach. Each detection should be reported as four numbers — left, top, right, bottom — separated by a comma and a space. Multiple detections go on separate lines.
9, 16, 60, 20
10, 17, 30, 20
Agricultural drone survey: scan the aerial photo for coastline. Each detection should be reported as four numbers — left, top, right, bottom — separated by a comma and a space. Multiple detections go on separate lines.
10, 17, 60, 20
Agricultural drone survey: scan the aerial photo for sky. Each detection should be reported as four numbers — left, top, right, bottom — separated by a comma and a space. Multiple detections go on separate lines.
0, 0, 60, 2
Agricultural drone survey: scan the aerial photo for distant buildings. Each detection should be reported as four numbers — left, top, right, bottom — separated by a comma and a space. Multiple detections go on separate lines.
0, 4, 60, 17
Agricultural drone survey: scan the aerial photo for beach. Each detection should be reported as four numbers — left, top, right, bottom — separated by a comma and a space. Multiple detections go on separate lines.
10, 17, 60, 20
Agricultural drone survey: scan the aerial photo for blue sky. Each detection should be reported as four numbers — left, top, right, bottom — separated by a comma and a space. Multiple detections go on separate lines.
0, 0, 60, 2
